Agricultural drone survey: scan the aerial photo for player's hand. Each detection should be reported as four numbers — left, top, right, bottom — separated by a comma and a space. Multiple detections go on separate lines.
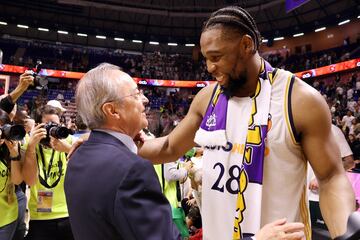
255, 218, 305, 240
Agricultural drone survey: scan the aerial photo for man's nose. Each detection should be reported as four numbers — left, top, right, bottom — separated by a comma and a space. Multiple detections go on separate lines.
206, 61, 216, 74
142, 94, 149, 105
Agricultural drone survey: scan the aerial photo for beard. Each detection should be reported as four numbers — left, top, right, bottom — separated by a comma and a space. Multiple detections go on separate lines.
221, 70, 247, 99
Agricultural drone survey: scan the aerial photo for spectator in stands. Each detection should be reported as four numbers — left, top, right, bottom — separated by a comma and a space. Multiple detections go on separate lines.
342, 110, 355, 129
22, 105, 74, 240
46, 100, 66, 114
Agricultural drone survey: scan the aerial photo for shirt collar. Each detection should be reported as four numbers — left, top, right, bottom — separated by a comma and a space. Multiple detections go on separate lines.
94, 129, 138, 154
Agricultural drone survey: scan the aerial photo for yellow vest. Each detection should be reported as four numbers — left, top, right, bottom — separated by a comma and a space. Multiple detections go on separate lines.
0, 159, 18, 227
153, 164, 179, 209
24, 137, 72, 220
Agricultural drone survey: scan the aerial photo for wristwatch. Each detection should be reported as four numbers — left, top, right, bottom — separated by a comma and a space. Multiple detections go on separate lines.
9, 153, 21, 161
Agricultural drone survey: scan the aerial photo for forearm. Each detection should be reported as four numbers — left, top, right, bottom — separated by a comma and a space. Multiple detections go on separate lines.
138, 136, 182, 164
9, 86, 26, 103
319, 172, 355, 238
10, 161, 23, 185
22, 146, 38, 186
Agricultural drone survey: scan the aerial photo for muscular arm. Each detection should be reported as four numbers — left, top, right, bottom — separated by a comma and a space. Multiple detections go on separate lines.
138, 84, 214, 164
292, 79, 355, 238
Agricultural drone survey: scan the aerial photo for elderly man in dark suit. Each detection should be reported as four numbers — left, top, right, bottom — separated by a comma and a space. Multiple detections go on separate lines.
64, 63, 180, 240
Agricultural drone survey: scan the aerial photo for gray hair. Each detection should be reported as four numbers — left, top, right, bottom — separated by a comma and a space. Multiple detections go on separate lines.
76, 63, 124, 129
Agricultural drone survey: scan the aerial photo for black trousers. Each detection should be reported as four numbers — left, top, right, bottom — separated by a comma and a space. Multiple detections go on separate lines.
25, 217, 74, 240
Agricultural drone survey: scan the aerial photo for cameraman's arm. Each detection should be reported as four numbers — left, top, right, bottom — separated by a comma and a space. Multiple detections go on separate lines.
4, 72, 34, 111
4, 140, 23, 185
22, 124, 46, 186
50, 137, 72, 154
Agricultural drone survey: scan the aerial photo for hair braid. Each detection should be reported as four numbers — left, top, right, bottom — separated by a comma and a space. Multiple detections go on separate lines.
203, 6, 261, 50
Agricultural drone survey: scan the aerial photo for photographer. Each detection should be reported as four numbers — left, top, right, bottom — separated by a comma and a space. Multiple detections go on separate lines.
22, 105, 74, 240
0, 109, 24, 240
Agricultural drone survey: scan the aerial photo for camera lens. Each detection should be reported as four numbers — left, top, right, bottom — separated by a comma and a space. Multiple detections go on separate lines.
49, 126, 69, 139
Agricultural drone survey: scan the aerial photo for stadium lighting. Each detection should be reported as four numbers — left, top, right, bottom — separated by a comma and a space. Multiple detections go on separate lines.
96, 35, 106, 39
315, 27, 326, 32
114, 37, 124, 41
358, 15, 360, 19
293, 33, 304, 37
0, 21, 8, 25
57, 30, 68, 34
338, 19, 350, 26
185, 43, 195, 47
38, 27, 49, 32
262, 39, 268, 43
77, 33, 87, 37
132, 40, 142, 43
168, 43, 178, 46
274, 37, 284, 41
17, 24, 29, 29
149, 41, 159, 45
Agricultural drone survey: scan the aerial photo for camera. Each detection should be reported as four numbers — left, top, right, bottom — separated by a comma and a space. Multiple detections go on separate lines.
0, 124, 26, 141
40, 122, 71, 147
28, 60, 48, 89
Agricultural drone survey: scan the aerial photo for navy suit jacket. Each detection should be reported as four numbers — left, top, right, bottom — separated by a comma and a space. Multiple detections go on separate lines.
64, 131, 180, 240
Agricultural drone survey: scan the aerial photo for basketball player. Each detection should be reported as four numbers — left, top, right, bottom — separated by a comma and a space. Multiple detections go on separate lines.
137, 5, 355, 240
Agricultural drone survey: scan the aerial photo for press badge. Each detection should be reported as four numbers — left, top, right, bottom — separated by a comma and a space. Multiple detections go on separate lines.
37, 190, 53, 212
6, 183, 15, 204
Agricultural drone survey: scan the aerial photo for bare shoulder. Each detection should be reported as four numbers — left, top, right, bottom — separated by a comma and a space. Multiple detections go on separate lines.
291, 78, 331, 135
189, 83, 217, 118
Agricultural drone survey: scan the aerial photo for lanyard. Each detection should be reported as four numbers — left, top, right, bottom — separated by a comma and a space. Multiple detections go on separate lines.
37, 145, 63, 189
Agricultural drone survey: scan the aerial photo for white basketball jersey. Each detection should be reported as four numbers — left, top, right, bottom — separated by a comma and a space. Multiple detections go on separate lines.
201, 69, 311, 240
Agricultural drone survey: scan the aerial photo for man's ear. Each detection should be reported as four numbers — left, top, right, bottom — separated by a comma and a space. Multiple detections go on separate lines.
240, 34, 256, 55
102, 102, 120, 119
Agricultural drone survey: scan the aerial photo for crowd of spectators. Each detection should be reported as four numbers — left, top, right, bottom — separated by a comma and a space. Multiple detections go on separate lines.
2, 36, 360, 81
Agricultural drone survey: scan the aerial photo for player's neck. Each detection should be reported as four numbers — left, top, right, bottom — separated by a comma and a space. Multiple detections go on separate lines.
233, 53, 262, 98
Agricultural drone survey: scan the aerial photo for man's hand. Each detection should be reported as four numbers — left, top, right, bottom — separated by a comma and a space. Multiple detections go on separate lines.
9, 71, 34, 103
18, 71, 34, 91
254, 218, 305, 240
50, 137, 71, 153
28, 123, 47, 149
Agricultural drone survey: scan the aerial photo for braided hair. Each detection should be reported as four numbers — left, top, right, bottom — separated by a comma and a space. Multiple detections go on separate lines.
202, 6, 261, 51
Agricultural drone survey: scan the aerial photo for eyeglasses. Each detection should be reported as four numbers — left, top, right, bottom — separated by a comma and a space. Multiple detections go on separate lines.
119, 90, 144, 101
104, 90, 145, 106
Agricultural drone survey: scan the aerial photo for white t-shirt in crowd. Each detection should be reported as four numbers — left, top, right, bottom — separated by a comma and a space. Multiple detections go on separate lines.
342, 115, 355, 129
